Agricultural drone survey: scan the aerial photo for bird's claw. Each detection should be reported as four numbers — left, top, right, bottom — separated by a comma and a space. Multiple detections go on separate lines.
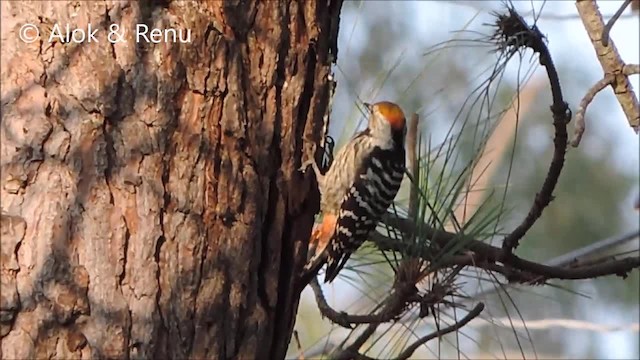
299, 158, 315, 173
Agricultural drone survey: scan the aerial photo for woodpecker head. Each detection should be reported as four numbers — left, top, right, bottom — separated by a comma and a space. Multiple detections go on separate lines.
364, 101, 406, 146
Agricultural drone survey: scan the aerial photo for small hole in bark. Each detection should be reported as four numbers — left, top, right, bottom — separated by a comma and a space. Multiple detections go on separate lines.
221, 207, 236, 227
237, 136, 246, 149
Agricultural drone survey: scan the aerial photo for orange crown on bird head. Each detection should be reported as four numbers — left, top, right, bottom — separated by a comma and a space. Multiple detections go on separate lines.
365, 101, 406, 131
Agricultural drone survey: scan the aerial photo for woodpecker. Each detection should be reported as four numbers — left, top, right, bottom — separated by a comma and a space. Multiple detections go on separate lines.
302, 101, 406, 283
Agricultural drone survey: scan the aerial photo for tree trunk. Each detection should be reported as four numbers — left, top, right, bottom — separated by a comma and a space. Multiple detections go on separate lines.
0, 1, 341, 359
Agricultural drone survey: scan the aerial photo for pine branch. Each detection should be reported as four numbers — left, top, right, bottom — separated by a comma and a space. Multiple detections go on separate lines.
467, 229, 639, 301
376, 214, 640, 282
496, 6, 571, 255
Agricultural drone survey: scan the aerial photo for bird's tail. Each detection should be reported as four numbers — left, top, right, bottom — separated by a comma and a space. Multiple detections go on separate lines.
324, 245, 352, 283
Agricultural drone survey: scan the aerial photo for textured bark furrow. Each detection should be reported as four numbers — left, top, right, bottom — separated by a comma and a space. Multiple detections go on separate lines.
0, 215, 26, 339
1, 1, 342, 359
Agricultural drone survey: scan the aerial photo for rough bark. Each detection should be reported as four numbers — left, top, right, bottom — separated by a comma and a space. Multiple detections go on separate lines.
0, 1, 340, 359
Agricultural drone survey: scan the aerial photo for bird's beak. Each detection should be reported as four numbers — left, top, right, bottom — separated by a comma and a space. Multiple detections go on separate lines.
363, 102, 373, 111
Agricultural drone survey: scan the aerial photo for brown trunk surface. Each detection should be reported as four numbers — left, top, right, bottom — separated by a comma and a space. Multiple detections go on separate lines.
0, 1, 341, 359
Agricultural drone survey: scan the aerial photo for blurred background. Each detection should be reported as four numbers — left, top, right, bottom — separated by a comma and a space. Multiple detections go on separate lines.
290, 1, 639, 359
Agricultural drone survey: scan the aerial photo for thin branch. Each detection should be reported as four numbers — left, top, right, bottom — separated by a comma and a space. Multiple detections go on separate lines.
309, 278, 355, 329
601, 0, 633, 47
333, 323, 378, 360
576, 0, 640, 132
407, 113, 420, 220
572, 63, 640, 147
468, 229, 639, 300
477, 317, 640, 333
498, 253, 639, 280
310, 277, 418, 328
328, 279, 422, 360
499, 7, 571, 255
293, 331, 305, 360
571, 74, 615, 147
394, 303, 485, 360
546, 229, 640, 267
405, 314, 639, 333
624, 64, 640, 76
441, 246, 639, 282
376, 215, 640, 281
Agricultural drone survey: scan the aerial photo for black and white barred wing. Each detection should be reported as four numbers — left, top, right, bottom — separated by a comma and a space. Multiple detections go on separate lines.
324, 153, 404, 283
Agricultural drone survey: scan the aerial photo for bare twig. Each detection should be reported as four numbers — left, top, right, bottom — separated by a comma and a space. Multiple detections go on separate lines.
576, 0, 640, 132
624, 64, 640, 76
310, 277, 417, 329
601, 0, 633, 47
572, 74, 615, 147
572, 63, 640, 147
546, 229, 640, 267
401, 311, 640, 334
309, 278, 355, 329
472, 317, 640, 333
394, 303, 485, 360
293, 331, 305, 360
498, 7, 571, 255
407, 113, 420, 220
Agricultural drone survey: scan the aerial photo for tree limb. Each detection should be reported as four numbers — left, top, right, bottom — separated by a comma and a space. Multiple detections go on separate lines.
572, 64, 640, 147
572, 73, 615, 147
576, 0, 640, 132
310, 277, 418, 329
465, 229, 640, 301
498, 7, 571, 255
376, 215, 640, 281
